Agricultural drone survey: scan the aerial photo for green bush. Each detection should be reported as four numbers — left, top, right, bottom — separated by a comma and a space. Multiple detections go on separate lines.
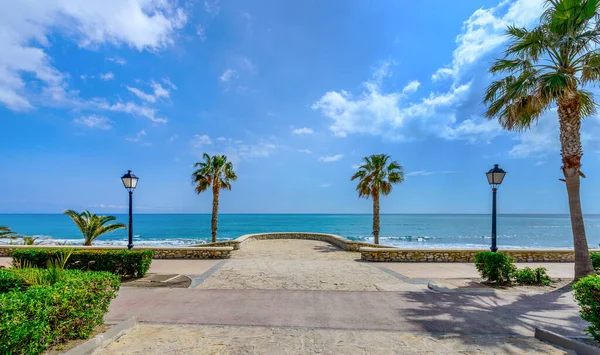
0, 270, 120, 355
474, 252, 516, 283
0, 270, 24, 293
10, 249, 153, 278
513, 267, 552, 285
590, 252, 600, 272
573, 274, 600, 342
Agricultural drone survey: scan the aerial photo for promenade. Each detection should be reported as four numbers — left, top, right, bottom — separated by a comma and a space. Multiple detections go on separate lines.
0, 240, 585, 353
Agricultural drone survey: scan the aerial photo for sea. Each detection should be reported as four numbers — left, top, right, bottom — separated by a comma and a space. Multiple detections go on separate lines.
1, 214, 599, 249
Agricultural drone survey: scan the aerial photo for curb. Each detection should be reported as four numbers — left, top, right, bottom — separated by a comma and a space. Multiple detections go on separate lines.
63, 317, 137, 355
427, 281, 496, 294
535, 328, 600, 355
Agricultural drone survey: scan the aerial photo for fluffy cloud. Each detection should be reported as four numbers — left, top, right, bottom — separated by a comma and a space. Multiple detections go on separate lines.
319, 154, 344, 162
291, 127, 314, 135
196, 25, 207, 41
106, 57, 126, 65
99, 72, 114, 81
94, 100, 167, 124
297, 149, 312, 154
191, 134, 212, 147
126, 81, 172, 103
0, 0, 187, 111
220, 69, 237, 82
74, 115, 113, 130
401, 80, 420, 94
125, 129, 147, 144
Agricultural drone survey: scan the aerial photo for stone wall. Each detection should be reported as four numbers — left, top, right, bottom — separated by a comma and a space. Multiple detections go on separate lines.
0, 245, 233, 259
360, 247, 593, 262
201, 232, 388, 252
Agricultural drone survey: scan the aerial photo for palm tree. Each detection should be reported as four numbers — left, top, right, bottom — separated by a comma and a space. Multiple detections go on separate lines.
192, 153, 238, 242
0, 226, 17, 239
64, 210, 126, 246
484, 0, 598, 279
351, 154, 404, 244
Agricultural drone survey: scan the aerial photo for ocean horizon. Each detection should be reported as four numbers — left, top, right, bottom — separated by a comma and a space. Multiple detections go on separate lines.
2, 213, 600, 250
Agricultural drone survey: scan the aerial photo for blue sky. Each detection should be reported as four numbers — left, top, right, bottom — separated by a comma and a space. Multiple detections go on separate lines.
1, 0, 600, 214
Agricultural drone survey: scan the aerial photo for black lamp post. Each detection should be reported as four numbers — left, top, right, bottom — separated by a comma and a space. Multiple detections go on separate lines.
121, 170, 139, 250
486, 164, 507, 252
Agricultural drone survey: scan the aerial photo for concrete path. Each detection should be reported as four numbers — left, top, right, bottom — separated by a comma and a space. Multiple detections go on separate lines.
95, 324, 570, 355
106, 286, 586, 337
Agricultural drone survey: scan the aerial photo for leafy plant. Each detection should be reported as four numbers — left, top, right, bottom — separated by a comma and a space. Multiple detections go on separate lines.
64, 210, 126, 246
8, 249, 73, 286
11, 249, 153, 278
573, 274, 600, 342
22, 236, 40, 245
351, 154, 404, 244
483, 0, 598, 279
474, 252, 516, 284
513, 267, 552, 285
590, 252, 600, 272
192, 153, 237, 243
0, 270, 25, 293
0, 270, 120, 355
0, 225, 18, 239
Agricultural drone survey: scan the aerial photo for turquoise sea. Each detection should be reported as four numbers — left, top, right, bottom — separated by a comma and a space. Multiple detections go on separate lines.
1, 214, 600, 249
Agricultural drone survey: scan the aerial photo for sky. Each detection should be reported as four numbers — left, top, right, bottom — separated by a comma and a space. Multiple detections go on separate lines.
1, 0, 600, 214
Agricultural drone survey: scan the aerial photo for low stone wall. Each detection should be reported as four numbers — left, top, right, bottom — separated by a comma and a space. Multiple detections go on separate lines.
360, 247, 596, 262
0, 245, 233, 259
201, 232, 388, 252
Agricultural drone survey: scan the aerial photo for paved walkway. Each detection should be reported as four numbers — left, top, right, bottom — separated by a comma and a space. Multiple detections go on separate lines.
96, 324, 569, 354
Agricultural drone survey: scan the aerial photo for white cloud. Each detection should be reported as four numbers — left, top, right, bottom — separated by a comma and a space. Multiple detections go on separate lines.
162, 78, 177, 90
237, 141, 277, 158
168, 134, 178, 143
319, 183, 332, 188
435, 0, 544, 81
196, 25, 207, 41
291, 127, 314, 135
442, 117, 502, 143
297, 149, 312, 154
319, 154, 344, 163
0, 1, 187, 111
191, 134, 212, 147
204, 0, 220, 15
406, 170, 456, 177
74, 115, 113, 130
95, 100, 167, 124
509, 111, 558, 158
351, 164, 361, 169
126, 81, 172, 103
125, 129, 147, 143
216, 137, 227, 141
220, 69, 237, 82
106, 57, 126, 65
99, 72, 114, 81
401, 80, 420, 94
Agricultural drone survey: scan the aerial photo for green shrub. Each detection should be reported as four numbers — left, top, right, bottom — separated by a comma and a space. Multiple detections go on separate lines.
513, 267, 552, 285
590, 252, 600, 272
573, 274, 600, 342
474, 252, 516, 283
10, 249, 153, 278
0, 270, 120, 355
0, 270, 24, 293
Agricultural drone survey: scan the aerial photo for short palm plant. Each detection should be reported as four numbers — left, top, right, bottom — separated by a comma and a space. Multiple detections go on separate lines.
0, 226, 17, 239
483, 0, 597, 279
64, 210, 126, 246
351, 154, 404, 244
192, 153, 237, 243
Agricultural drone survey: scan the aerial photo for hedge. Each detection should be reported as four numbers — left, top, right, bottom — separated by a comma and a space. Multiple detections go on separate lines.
0, 269, 120, 355
10, 249, 153, 278
0, 270, 25, 293
591, 252, 600, 272
573, 274, 600, 342
474, 252, 516, 283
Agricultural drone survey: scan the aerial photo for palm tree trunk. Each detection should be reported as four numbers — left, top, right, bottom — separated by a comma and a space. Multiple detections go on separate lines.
558, 95, 594, 280
373, 192, 380, 244
211, 184, 220, 243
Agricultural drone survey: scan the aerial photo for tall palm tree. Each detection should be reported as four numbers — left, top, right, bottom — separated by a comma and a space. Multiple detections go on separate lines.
484, 0, 598, 279
192, 153, 237, 242
0, 226, 17, 239
351, 154, 404, 244
64, 210, 126, 246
